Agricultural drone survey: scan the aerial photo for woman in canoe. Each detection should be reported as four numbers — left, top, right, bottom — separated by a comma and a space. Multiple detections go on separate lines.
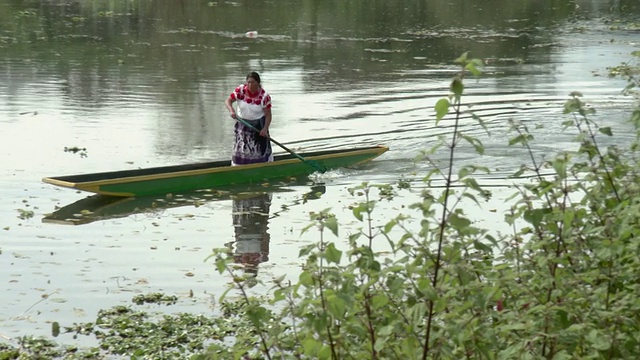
224, 71, 273, 165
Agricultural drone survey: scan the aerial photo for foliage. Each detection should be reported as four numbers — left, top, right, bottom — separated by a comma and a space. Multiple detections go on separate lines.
198, 52, 640, 359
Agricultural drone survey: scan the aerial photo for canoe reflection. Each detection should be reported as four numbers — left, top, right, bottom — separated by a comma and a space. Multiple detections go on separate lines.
43, 183, 326, 274
42, 181, 324, 226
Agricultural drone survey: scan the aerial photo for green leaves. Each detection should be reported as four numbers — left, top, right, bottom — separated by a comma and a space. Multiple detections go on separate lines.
324, 216, 339, 236
435, 98, 450, 121
599, 126, 613, 136
351, 200, 376, 221
523, 208, 551, 227
451, 76, 464, 101
448, 211, 471, 230
459, 133, 485, 155
586, 329, 612, 351
455, 51, 483, 77
508, 133, 534, 147
564, 92, 596, 116
324, 243, 342, 264
304, 208, 339, 237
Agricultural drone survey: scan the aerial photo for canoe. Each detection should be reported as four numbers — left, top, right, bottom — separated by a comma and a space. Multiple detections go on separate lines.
42, 145, 388, 197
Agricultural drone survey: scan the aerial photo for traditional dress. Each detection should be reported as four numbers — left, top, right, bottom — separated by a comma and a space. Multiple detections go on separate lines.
228, 84, 273, 165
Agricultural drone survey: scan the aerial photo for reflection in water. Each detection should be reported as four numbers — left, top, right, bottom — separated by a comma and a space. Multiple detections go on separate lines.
42, 182, 324, 226
225, 185, 326, 276
229, 193, 272, 276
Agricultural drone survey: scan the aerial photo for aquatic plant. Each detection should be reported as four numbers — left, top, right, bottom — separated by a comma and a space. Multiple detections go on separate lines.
0, 294, 260, 359
16, 209, 34, 220
63, 146, 88, 158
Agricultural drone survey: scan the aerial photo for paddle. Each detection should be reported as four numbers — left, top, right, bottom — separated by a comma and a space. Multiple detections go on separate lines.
234, 116, 327, 173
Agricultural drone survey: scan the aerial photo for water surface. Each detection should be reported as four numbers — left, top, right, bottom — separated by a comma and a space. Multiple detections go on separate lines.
1, 0, 639, 345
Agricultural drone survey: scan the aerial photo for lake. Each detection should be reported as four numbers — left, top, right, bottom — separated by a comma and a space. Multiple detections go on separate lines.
1, 0, 639, 347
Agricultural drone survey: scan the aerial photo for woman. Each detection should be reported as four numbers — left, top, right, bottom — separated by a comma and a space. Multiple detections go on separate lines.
224, 71, 273, 165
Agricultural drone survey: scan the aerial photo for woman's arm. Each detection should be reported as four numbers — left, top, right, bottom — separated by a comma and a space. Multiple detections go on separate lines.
260, 107, 272, 137
224, 97, 237, 118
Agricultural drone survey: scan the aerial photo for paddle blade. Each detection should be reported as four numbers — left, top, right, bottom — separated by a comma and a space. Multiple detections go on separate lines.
308, 160, 327, 173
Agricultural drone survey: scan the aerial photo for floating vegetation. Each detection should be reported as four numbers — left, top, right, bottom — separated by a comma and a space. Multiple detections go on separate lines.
51, 322, 60, 337
607, 53, 640, 78
16, 209, 34, 220
364, 48, 406, 53
397, 178, 411, 189
63, 146, 87, 158
606, 19, 640, 31
0, 295, 258, 358
16, 9, 38, 18
483, 57, 525, 65
131, 293, 178, 305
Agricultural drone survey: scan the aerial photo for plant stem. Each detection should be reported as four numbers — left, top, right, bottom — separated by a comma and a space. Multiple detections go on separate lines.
317, 229, 339, 359
364, 291, 378, 359
423, 78, 464, 360
225, 267, 273, 360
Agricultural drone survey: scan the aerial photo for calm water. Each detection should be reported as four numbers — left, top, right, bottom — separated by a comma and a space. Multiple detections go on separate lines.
1, 0, 639, 344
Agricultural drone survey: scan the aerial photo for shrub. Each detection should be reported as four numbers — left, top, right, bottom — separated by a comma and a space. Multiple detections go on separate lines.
202, 52, 640, 360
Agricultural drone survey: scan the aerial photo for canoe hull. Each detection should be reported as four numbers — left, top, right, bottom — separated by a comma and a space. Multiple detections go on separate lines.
43, 145, 388, 197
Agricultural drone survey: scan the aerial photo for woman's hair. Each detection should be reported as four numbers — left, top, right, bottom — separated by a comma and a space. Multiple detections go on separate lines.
246, 71, 261, 83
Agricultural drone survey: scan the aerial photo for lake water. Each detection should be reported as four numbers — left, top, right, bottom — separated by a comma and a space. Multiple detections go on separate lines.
1, 0, 639, 346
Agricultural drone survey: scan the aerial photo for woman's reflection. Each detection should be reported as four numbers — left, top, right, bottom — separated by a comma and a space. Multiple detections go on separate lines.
227, 185, 326, 276
229, 193, 271, 276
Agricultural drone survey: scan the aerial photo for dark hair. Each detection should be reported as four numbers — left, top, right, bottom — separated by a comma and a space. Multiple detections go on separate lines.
246, 71, 261, 83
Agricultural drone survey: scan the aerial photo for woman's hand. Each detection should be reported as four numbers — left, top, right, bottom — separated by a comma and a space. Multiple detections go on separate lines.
259, 127, 269, 137
229, 111, 237, 119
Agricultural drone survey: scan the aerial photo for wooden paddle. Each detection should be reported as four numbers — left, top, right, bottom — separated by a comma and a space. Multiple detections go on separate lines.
235, 116, 327, 173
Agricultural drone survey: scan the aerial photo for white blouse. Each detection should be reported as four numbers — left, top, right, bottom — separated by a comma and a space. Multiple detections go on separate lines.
230, 84, 272, 121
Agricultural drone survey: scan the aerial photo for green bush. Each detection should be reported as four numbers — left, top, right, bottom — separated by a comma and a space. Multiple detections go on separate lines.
201, 52, 640, 360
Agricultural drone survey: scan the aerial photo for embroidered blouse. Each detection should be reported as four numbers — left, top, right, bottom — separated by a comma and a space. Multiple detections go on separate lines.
229, 84, 272, 121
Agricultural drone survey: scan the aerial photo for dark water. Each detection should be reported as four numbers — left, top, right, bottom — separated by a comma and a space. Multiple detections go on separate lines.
1, 0, 639, 343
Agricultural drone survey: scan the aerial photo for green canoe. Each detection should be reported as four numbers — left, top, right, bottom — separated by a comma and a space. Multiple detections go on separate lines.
42, 145, 388, 197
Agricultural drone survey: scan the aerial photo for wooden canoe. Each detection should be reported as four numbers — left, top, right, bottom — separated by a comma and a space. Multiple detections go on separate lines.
42, 145, 388, 197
